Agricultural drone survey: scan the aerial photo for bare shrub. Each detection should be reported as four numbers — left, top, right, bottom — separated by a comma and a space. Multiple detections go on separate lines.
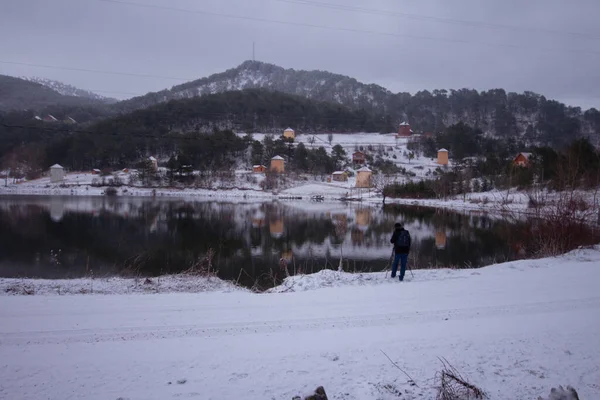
527, 192, 599, 257
5, 283, 35, 295
528, 192, 546, 209
105, 187, 118, 196
183, 248, 217, 277
435, 358, 486, 400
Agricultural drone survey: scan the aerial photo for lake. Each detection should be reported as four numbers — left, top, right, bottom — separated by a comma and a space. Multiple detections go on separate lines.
0, 196, 540, 290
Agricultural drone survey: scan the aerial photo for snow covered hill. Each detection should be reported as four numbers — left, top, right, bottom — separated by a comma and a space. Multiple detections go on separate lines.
24, 77, 117, 103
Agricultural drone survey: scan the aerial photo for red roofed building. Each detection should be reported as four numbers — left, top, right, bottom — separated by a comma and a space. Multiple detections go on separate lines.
397, 121, 413, 137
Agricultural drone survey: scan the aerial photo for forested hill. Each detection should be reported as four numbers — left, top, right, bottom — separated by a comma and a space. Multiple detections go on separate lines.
114, 60, 600, 146
3, 59, 600, 146
95, 89, 394, 135
0, 89, 392, 172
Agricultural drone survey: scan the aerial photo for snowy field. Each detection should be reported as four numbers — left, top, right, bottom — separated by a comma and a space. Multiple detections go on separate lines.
1, 247, 600, 399
0, 171, 275, 199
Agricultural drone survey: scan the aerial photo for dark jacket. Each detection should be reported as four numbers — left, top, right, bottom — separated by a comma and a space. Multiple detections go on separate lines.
390, 227, 411, 254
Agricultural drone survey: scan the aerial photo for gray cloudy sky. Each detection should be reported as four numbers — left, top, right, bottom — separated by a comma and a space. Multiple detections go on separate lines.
1, 0, 600, 109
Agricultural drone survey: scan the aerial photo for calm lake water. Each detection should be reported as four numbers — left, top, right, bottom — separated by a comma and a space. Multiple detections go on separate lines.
0, 196, 536, 289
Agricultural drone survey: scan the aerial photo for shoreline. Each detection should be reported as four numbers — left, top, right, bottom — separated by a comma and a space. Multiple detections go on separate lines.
2, 245, 598, 296
1, 180, 598, 223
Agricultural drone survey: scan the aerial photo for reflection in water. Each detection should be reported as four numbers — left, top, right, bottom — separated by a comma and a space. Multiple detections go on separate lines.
0, 196, 583, 290
435, 231, 447, 250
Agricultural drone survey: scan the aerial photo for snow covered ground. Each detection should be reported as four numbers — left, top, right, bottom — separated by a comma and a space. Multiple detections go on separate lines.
1, 247, 600, 399
244, 132, 442, 181
0, 171, 275, 199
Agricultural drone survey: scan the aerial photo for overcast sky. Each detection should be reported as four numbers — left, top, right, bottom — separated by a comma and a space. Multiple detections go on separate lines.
1, 0, 599, 109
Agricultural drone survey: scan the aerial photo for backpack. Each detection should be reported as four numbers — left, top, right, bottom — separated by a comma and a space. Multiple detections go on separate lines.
395, 230, 411, 248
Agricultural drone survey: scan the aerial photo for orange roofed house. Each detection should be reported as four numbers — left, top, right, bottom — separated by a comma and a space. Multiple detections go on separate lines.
253, 165, 267, 173
352, 151, 366, 165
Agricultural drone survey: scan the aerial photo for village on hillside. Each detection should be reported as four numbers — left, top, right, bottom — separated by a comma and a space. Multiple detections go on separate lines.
1, 121, 548, 207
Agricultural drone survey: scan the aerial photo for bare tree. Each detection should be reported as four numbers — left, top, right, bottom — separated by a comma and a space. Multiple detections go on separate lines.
372, 173, 394, 205
327, 133, 333, 146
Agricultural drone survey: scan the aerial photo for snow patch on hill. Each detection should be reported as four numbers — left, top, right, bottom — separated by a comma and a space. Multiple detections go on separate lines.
23, 77, 117, 103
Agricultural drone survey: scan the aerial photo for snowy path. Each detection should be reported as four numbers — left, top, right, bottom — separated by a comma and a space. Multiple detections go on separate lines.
1, 249, 600, 399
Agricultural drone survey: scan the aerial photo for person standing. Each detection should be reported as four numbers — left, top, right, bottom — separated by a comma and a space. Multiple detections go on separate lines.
390, 222, 411, 281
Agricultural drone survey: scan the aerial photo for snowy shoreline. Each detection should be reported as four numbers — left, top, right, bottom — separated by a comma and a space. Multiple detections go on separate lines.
2, 171, 598, 223
2, 246, 599, 296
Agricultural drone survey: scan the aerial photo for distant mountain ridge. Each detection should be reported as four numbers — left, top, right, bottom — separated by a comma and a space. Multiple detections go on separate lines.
24, 77, 118, 104
0, 75, 112, 112
2, 61, 598, 146
116, 60, 599, 146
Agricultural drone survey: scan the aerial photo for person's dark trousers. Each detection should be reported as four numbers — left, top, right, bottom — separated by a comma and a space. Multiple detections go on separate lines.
391, 252, 408, 281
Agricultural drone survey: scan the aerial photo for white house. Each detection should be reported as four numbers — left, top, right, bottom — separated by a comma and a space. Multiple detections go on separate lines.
50, 164, 65, 183
149, 156, 158, 171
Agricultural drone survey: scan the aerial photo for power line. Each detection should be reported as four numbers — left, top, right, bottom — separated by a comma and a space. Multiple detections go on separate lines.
0, 60, 191, 81
276, 0, 600, 40
94, 0, 600, 57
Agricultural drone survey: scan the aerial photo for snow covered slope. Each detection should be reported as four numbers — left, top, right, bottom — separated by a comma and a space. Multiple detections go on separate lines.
24, 77, 117, 103
1, 247, 599, 399
246, 132, 441, 181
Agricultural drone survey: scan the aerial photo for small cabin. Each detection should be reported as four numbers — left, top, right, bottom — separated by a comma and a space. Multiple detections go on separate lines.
91, 169, 101, 175
437, 149, 449, 165
332, 171, 348, 182
397, 121, 413, 137
49, 164, 65, 183
352, 151, 366, 165
43, 115, 58, 122
513, 152, 532, 167
253, 165, 267, 173
149, 156, 158, 171
270, 155, 285, 173
64, 117, 77, 124
283, 128, 295, 141
355, 166, 373, 188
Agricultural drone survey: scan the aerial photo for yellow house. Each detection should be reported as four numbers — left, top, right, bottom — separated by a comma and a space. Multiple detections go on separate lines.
332, 171, 348, 182
437, 149, 449, 165
283, 128, 295, 141
270, 155, 285, 173
355, 166, 372, 188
